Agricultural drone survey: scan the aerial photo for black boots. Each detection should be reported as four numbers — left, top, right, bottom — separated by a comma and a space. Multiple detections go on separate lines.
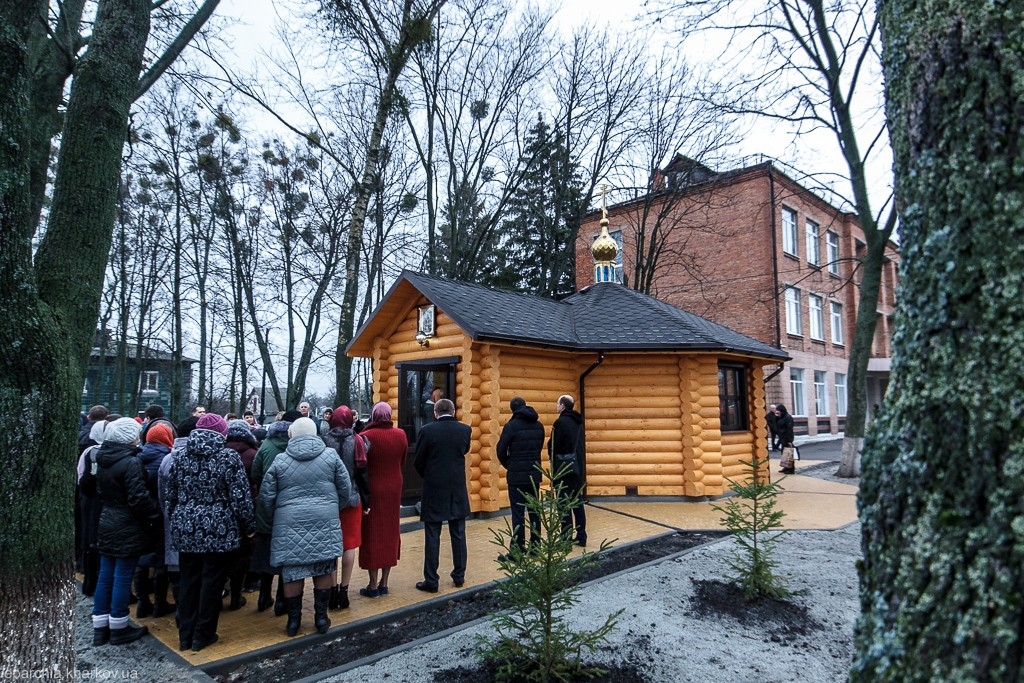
109, 623, 148, 646
257, 574, 274, 612
93, 627, 109, 646
313, 588, 332, 634
328, 584, 349, 610
285, 595, 303, 637
153, 573, 176, 618
274, 576, 287, 617
135, 571, 153, 619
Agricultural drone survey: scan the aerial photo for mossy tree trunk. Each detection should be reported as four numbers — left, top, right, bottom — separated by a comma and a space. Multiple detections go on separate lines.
853, 1, 1024, 679
2, 0, 169, 673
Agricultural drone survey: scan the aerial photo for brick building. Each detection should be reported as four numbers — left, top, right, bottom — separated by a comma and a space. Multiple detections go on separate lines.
575, 156, 900, 436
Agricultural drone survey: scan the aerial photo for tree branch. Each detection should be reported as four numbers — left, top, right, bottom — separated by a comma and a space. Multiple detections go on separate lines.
135, 0, 221, 101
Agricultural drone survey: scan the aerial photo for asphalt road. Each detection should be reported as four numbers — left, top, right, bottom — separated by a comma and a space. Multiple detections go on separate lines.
783, 437, 844, 462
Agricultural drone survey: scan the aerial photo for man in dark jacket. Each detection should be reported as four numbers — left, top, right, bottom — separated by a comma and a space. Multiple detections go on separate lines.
775, 404, 796, 474
549, 394, 586, 547
496, 396, 545, 557
766, 403, 779, 452
413, 399, 472, 592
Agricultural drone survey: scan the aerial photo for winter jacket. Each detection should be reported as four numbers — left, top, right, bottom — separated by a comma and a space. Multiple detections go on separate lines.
95, 441, 162, 558
548, 409, 584, 485
776, 408, 795, 447
260, 434, 353, 567
497, 405, 546, 488
323, 427, 370, 509
165, 429, 255, 554
157, 437, 187, 567
138, 442, 170, 499
78, 422, 98, 455
250, 421, 291, 533
226, 434, 259, 500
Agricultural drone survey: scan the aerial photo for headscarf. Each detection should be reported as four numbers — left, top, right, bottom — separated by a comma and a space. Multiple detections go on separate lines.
370, 401, 392, 424
89, 420, 107, 446
146, 423, 175, 449
328, 406, 366, 467
330, 405, 356, 431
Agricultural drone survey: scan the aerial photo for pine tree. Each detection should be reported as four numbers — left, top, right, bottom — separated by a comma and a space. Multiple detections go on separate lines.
492, 116, 586, 299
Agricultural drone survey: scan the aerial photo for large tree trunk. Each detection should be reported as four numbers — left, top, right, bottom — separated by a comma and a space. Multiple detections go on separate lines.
1, 0, 151, 674
853, 1, 1024, 679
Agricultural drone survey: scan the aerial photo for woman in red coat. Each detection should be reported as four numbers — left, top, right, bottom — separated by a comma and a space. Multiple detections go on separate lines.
357, 402, 407, 597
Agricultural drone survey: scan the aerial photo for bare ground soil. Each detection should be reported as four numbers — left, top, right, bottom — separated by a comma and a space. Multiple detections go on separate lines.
216, 530, 728, 683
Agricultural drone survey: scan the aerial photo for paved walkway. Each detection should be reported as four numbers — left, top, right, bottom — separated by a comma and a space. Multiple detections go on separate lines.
129, 459, 857, 673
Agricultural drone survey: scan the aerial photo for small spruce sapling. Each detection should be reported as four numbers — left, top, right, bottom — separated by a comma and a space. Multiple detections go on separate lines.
478, 463, 621, 682
712, 456, 792, 600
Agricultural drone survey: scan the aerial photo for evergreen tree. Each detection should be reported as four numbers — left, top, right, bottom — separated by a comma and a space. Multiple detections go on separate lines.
492, 116, 586, 299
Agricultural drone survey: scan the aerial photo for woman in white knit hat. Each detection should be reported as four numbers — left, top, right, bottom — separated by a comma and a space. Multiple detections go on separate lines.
260, 417, 355, 636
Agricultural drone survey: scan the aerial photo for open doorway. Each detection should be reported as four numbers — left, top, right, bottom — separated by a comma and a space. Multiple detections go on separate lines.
396, 357, 457, 504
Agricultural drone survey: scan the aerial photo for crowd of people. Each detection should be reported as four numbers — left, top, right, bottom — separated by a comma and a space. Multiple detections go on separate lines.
75, 393, 590, 652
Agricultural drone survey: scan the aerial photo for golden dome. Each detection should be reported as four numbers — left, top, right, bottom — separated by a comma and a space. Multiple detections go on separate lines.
592, 218, 619, 262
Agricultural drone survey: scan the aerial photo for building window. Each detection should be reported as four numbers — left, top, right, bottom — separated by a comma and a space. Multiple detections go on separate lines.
835, 373, 847, 415
140, 371, 159, 394
610, 229, 624, 284
785, 287, 802, 335
782, 207, 798, 256
814, 370, 829, 416
806, 220, 820, 265
718, 364, 749, 432
826, 231, 840, 275
830, 301, 844, 344
809, 294, 824, 340
790, 368, 806, 416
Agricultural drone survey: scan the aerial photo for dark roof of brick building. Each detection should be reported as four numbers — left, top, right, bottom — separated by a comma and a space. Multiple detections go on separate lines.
347, 270, 788, 361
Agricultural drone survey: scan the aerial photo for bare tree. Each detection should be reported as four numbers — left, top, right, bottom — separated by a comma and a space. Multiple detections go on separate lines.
319, 0, 449, 405
653, 0, 897, 475
1, 0, 221, 672
402, 0, 552, 280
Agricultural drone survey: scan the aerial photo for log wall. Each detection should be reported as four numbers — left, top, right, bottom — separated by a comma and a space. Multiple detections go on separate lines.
368, 297, 767, 508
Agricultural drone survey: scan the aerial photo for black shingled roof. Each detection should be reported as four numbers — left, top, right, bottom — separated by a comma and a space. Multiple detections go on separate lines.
348, 271, 787, 361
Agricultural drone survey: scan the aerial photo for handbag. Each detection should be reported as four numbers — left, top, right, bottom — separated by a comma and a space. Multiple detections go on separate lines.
553, 452, 579, 479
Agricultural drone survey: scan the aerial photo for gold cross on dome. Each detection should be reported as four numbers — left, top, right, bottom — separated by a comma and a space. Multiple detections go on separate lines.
600, 184, 608, 220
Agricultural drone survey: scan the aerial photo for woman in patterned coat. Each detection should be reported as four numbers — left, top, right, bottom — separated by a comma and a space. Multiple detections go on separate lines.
357, 402, 407, 597
165, 413, 255, 653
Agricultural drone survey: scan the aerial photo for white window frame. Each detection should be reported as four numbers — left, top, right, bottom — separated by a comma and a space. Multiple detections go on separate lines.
782, 207, 798, 256
826, 231, 840, 275
785, 287, 802, 336
809, 294, 824, 340
830, 301, 844, 344
806, 220, 820, 265
140, 370, 159, 394
790, 368, 806, 417
814, 370, 829, 416
835, 373, 847, 415
610, 229, 624, 284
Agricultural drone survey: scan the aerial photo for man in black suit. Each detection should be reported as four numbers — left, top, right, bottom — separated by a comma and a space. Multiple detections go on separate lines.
413, 398, 472, 592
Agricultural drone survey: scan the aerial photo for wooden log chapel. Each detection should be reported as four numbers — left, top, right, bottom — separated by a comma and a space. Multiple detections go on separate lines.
346, 211, 789, 514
